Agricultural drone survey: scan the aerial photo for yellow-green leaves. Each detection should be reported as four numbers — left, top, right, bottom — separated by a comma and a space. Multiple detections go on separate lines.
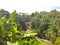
55, 37, 60, 45
7, 10, 16, 23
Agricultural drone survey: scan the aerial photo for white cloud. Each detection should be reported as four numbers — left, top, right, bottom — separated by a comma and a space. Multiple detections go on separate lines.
0, 0, 60, 14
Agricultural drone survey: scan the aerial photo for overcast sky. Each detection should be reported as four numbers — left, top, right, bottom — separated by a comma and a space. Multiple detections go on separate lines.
0, 0, 60, 14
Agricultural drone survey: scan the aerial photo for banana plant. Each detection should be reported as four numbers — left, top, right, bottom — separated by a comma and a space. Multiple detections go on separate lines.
0, 10, 18, 45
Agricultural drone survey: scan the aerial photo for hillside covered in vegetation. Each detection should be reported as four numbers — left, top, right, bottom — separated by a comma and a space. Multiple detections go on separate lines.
0, 9, 60, 45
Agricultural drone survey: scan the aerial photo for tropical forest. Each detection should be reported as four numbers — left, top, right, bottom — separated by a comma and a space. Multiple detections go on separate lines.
0, 9, 60, 45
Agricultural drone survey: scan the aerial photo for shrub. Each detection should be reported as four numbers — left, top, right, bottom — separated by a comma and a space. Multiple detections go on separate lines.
55, 37, 60, 45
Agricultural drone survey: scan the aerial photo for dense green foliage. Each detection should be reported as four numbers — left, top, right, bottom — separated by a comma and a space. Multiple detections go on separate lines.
0, 9, 41, 45
0, 9, 60, 45
31, 10, 60, 44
